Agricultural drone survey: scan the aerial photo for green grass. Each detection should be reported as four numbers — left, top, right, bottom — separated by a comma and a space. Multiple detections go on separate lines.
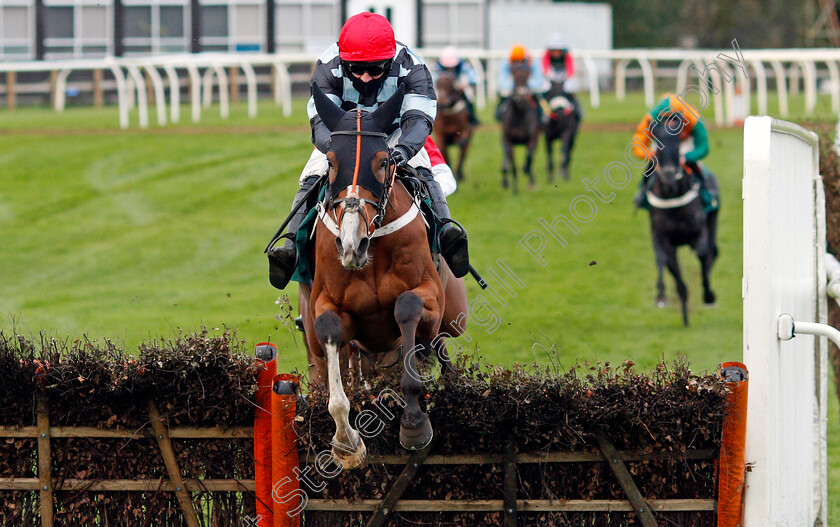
1, 90, 838, 518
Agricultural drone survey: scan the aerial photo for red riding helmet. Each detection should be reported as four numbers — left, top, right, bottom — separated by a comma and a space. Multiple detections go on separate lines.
338, 12, 396, 62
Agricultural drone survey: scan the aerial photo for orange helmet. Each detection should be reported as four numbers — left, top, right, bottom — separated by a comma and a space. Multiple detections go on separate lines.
509, 44, 528, 62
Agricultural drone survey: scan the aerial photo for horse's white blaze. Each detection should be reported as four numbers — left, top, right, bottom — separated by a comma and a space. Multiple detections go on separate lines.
338, 210, 367, 268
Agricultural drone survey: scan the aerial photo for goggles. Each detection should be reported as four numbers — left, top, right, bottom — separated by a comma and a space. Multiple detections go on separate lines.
344, 59, 392, 77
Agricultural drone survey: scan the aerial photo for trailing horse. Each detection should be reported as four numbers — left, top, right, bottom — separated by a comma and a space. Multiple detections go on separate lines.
434, 72, 473, 181
500, 64, 541, 192
298, 82, 468, 469
544, 80, 580, 181
644, 121, 719, 326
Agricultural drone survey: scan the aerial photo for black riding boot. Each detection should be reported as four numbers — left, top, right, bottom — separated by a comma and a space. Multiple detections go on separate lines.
422, 171, 470, 278
268, 175, 319, 290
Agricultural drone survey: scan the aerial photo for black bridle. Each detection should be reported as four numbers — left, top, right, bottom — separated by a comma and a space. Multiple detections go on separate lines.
326, 109, 397, 237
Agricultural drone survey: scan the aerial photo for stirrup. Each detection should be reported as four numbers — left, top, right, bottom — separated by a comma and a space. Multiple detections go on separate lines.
267, 233, 298, 290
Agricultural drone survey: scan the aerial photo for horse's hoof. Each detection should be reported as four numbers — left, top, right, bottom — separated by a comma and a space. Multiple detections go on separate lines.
704, 291, 717, 305
562, 168, 570, 181
502, 179, 509, 189
400, 415, 433, 451
656, 299, 667, 308
529, 182, 537, 191
331, 434, 367, 470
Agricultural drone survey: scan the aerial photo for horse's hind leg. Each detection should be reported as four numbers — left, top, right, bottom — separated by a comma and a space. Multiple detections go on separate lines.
696, 227, 717, 306
433, 337, 458, 378
395, 291, 435, 450
314, 310, 366, 469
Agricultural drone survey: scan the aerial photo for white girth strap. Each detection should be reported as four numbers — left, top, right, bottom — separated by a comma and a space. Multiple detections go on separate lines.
316, 199, 421, 238
646, 183, 700, 209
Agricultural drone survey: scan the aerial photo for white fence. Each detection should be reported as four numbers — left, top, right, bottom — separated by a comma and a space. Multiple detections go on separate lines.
3, 48, 840, 129
742, 116, 828, 526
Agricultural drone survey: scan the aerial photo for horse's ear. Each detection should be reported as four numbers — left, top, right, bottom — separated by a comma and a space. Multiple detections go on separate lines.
371, 84, 406, 131
311, 80, 345, 131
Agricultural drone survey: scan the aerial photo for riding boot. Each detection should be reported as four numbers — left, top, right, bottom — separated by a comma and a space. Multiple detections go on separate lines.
423, 171, 470, 278
268, 175, 320, 290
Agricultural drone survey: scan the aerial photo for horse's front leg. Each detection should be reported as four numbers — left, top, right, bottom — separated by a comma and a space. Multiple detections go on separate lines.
525, 138, 537, 189
562, 123, 577, 181
501, 138, 513, 190
313, 309, 367, 469
658, 238, 688, 326
395, 290, 440, 450
651, 223, 667, 308
545, 132, 555, 182
457, 135, 470, 181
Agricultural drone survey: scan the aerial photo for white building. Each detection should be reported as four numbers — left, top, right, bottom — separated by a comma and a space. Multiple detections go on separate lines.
0, 0, 490, 61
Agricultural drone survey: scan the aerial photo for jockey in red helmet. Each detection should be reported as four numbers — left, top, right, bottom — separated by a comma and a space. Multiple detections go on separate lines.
268, 12, 469, 290
541, 33, 582, 121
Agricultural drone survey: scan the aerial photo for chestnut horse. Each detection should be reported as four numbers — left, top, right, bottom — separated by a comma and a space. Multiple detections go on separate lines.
500, 63, 541, 192
434, 73, 472, 181
298, 82, 468, 469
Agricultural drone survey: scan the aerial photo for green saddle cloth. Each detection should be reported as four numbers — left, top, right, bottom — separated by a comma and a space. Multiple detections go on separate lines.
290, 182, 439, 285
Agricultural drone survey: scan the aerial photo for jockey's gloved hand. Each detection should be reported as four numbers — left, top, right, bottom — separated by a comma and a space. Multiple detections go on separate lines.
389, 145, 410, 167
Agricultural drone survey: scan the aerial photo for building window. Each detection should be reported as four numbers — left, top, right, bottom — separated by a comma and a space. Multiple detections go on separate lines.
42, 0, 113, 59
423, 0, 484, 48
1, 3, 35, 59
201, 5, 228, 37
124, 6, 152, 38
121, 1, 189, 56
275, 0, 338, 53
197, 0, 264, 53
45, 6, 74, 39
160, 6, 185, 38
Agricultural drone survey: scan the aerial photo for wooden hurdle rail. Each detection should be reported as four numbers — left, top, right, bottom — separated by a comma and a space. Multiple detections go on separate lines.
0, 417, 718, 527
302, 444, 717, 527
0, 411, 716, 527
0, 392, 255, 527
1, 380, 736, 527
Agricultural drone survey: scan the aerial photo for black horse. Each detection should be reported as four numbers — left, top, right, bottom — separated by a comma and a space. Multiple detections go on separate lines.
500, 64, 541, 192
544, 80, 580, 181
644, 121, 719, 326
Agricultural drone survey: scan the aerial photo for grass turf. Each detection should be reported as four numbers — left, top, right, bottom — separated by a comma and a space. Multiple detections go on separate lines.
1, 90, 838, 519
